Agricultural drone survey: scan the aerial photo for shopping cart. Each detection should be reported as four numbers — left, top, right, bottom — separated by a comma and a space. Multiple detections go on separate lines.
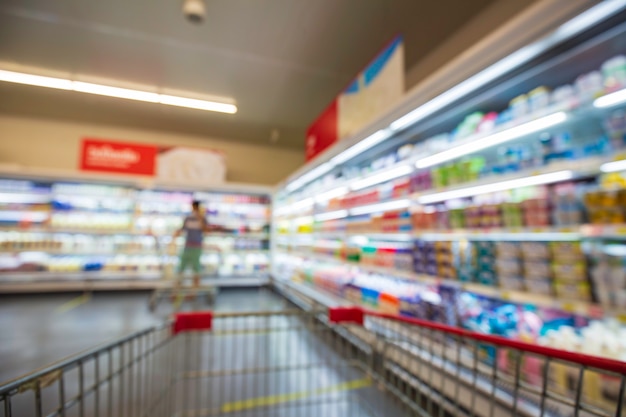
1, 305, 625, 417
148, 235, 217, 312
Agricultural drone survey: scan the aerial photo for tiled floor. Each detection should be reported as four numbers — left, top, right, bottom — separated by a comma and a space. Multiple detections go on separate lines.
0, 288, 413, 417
0, 287, 287, 384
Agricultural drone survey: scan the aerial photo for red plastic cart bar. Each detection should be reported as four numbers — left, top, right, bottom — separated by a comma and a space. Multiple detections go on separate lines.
175, 308, 626, 374
173, 311, 213, 334
362, 308, 626, 374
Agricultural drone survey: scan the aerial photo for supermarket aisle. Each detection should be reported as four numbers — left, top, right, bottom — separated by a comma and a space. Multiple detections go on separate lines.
0, 287, 287, 384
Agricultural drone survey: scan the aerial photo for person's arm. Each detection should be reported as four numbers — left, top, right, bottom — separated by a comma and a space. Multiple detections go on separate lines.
173, 217, 187, 238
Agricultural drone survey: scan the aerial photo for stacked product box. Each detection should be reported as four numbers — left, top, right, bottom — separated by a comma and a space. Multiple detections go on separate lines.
551, 183, 585, 226
474, 242, 498, 286
521, 242, 553, 296
551, 242, 592, 301
496, 242, 524, 291
413, 240, 437, 276
584, 188, 626, 224
457, 241, 475, 282
521, 198, 551, 227
377, 210, 412, 232
411, 208, 438, 230
359, 245, 413, 271
346, 210, 411, 233
435, 241, 456, 280
590, 250, 626, 309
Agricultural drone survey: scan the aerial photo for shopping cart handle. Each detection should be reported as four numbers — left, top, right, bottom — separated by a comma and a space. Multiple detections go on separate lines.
172, 311, 213, 334
328, 307, 364, 325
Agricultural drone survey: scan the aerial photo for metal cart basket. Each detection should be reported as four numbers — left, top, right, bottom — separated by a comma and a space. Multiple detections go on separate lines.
1, 306, 625, 417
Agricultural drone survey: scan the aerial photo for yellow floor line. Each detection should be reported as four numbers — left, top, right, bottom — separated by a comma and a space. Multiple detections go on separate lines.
220, 377, 371, 413
55, 292, 91, 314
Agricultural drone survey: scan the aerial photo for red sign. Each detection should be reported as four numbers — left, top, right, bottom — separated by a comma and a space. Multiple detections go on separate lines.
305, 100, 338, 161
305, 35, 404, 161
80, 138, 157, 176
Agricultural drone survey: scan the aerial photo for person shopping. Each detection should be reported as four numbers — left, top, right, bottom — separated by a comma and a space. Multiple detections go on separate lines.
173, 200, 209, 290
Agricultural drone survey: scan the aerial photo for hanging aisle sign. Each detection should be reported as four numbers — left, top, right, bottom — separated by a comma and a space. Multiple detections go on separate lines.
306, 35, 405, 161
79, 138, 226, 184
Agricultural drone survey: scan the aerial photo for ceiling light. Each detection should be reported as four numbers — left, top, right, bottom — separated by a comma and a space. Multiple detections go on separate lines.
331, 129, 392, 165
351, 165, 413, 191
314, 210, 349, 221
0, 69, 236, 114
159, 95, 236, 113
418, 170, 573, 204
600, 159, 626, 173
349, 199, 411, 216
73, 81, 160, 103
593, 88, 626, 108
315, 187, 349, 203
416, 112, 567, 169
0, 69, 72, 90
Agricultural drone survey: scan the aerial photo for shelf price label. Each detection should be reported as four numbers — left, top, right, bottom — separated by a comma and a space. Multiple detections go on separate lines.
500, 291, 511, 301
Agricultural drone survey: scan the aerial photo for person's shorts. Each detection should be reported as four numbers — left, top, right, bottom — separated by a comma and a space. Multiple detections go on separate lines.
178, 247, 202, 274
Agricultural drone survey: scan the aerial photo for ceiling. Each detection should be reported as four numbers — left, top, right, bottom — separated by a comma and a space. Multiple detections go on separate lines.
0, 0, 498, 150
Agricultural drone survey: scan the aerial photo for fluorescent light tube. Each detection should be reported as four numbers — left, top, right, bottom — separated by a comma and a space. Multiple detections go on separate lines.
273, 206, 292, 217
159, 95, 236, 114
315, 187, 348, 203
331, 129, 391, 165
416, 112, 567, 169
419, 232, 579, 242
286, 162, 335, 192
351, 165, 413, 191
73, 82, 160, 103
600, 159, 626, 173
314, 210, 348, 221
418, 170, 573, 204
603, 244, 626, 257
293, 216, 313, 225
388, 1, 623, 133
349, 199, 411, 216
594, 88, 626, 108
0, 70, 73, 90
291, 198, 314, 211
0, 211, 49, 222
0, 193, 50, 204
0, 69, 237, 114
348, 235, 370, 245
351, 233, 412, 242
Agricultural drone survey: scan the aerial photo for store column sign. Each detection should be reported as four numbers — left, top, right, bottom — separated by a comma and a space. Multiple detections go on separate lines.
305, 35, 405, 161
80, 138, 157, 176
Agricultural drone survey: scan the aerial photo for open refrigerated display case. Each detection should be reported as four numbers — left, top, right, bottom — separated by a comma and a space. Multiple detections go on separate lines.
0, 174, 271, 292
272, 1, 626, 363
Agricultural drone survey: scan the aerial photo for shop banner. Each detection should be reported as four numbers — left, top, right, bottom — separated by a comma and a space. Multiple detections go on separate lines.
306, 35, 405, 161
79, 138, 226, 183
80, 138, 157, 176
